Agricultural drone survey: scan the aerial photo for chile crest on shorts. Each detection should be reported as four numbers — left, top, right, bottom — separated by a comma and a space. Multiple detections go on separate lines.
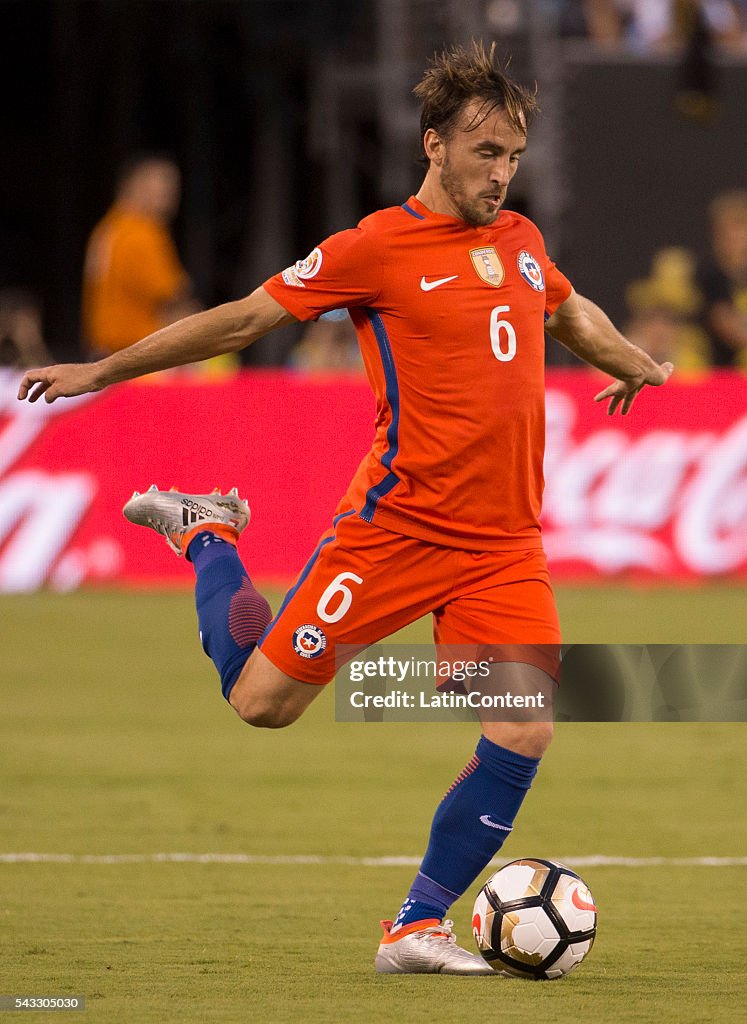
293, 624, 327, 659
517, 250, 544, 292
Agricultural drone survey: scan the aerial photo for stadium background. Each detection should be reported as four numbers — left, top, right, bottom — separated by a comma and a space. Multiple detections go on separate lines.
1, 2, 745, 1022
4, 0, 747, 362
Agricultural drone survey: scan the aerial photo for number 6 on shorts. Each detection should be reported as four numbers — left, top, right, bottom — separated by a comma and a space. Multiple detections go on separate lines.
316, 572, 364, 624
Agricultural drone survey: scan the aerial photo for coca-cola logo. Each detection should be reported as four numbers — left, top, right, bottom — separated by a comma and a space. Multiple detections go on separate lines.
543, 389, 747, 575
0, 371, 120, 592
0, 373, 744, 590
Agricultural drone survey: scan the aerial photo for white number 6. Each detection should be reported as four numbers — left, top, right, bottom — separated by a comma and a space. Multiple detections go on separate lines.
490, 305, 517, 362
316, 572, 363, 624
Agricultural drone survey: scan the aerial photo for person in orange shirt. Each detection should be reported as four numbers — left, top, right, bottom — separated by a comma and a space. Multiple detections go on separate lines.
20, 44, 672, 974
82, 154, 197, 357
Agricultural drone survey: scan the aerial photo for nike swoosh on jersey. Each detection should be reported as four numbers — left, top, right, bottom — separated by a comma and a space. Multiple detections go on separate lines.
479, 815, 512, 831
420, 275, 458, 291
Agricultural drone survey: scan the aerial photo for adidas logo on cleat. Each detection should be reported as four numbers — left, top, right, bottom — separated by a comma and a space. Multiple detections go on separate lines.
181, 499, 217, 527
181, 507, 216, 526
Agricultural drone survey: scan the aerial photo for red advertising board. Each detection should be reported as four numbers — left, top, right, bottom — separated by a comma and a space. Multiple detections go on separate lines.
0, 368, 744, 591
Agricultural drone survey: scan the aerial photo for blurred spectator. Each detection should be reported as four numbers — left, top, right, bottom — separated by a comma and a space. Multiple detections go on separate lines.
583, 1, 745, 53
289, 310, 362, 373
0, 288, 53, 368
82, 153, 199, 359
695, 190, 747, 367
485, 1, 592, 39
625, 248, 708, 369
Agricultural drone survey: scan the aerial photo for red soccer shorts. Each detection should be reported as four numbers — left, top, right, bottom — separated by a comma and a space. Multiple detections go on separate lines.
258, 505, 561, 685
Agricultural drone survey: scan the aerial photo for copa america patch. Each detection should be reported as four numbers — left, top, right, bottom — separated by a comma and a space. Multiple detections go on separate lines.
517, 250, 545, 291
295, 247, 323, 280
281, 247, 324, 289
292, 624, 327, 659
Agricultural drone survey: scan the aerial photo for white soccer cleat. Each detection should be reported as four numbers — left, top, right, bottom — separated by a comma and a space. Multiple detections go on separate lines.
375, 919, 496, 975
122, 486, 250, 556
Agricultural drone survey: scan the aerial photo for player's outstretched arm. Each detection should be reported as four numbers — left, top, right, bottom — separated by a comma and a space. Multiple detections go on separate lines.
545, 289, 673, 415
17, 287, 296, 404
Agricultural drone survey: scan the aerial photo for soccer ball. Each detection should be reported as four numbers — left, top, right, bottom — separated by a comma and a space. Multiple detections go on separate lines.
472, 858, 597, 979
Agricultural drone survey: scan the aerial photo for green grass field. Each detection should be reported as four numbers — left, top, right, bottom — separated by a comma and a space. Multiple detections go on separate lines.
1, 588, 745, 1023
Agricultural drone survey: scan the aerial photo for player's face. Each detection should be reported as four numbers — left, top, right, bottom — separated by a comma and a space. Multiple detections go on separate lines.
435, 103, 526, 227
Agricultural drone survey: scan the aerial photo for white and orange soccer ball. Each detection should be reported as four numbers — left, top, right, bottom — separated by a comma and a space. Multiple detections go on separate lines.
472, 858, 597, 979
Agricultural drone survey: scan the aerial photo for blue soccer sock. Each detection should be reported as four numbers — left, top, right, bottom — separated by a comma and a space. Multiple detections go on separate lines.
188, 531, 272, 701
393, 737, 540, 929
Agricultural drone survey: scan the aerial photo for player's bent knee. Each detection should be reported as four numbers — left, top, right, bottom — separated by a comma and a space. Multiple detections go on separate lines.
228, 652, 322, 730
236, 703, 300, 729
229, 691, 302, 729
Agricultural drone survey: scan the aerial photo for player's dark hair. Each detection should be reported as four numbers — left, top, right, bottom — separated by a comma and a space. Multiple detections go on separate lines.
414, 41, 537, 163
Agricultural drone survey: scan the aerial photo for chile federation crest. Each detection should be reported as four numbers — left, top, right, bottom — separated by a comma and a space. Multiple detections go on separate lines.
517, 250, 545, 292
293, 624, 327, 659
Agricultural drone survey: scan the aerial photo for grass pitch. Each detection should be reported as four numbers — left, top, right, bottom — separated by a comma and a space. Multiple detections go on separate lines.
1, 587, 745, 1023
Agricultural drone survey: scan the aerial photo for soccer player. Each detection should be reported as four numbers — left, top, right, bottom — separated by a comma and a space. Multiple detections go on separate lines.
18, 43, 672, 975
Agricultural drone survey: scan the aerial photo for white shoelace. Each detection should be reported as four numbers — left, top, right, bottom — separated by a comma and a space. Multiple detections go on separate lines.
416, 919, 456, 943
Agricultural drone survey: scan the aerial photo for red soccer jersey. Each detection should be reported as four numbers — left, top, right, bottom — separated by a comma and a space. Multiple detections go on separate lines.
263, 195, 572, 550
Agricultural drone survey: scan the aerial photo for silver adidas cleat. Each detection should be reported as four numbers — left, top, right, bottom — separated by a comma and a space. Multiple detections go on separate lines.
375, 919, 496, 975
122, 486, 250, 556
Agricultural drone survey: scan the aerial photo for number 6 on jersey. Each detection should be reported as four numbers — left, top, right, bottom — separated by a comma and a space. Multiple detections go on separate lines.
490, 305, 517, 362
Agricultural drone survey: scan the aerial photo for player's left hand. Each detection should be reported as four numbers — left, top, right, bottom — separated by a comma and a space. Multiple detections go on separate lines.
593, 361, 673, 416
17, 363, 103, 404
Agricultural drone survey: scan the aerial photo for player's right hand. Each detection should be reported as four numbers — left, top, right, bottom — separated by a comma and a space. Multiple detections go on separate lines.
17, 363, 102, 404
